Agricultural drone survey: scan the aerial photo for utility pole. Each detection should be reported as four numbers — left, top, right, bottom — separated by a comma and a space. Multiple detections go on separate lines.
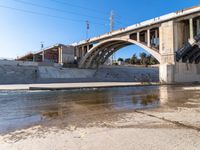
41, 41, 44, 62
110, 10, 115, 64
86, 20, 90, 39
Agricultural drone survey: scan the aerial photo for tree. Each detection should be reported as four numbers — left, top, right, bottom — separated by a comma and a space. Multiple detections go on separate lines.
125, 58, 131, 64
118, 57, 124, 62
130, 54, 138, 64
147, 54, 159, 65
139, 52, 147, 66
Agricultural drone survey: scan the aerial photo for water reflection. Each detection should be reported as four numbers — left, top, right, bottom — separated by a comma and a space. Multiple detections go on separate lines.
141, 94, 159, 106
1, 85, 200, 133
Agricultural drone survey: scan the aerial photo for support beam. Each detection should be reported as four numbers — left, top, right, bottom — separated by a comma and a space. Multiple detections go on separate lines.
82, 46, 84, 57
33, 55, 35, 62
197, 19, 200, 34
147, 29, 150, 47
79, 47, 82, 58
144, 31, 147, 43
87, 45, 90, 52
137, 32, 140, 42
189, 18, 194, 40
58, 46, 62, 64
155, 30, 159, 47
42, 50, 45, 62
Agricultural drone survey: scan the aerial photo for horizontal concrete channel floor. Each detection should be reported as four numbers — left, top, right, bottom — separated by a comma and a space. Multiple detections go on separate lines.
0, 82, 159, 90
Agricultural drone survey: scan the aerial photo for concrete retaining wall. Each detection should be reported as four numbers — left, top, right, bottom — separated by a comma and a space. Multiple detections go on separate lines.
95, 66, 159, 82
0, 60, 159, 84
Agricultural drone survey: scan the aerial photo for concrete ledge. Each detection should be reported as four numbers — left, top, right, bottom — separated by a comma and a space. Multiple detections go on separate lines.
29, 82, 159, 90
0, 82, 160, 91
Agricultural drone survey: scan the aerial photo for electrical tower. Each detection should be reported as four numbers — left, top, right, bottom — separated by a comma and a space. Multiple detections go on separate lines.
41, 41, 44, 62
110, 10, 114, 32
110, 10, 115, 64
86, 20, 90, 39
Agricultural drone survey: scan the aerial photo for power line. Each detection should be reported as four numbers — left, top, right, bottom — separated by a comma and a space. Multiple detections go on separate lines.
51, 0, 129, 26
115, 19, 127, 27
0, 5, 107, 26
109, 10, 130, 26
13, 0, 108, 22
50, 0, 108, 15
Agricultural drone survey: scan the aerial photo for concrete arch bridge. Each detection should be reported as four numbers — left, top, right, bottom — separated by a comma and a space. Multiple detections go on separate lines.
73, 6, 200, 83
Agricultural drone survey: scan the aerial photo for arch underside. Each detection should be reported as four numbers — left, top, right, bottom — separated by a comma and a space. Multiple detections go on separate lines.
79, 38, 161, 69
176, 33, 200, 64
176, 44, 200, 64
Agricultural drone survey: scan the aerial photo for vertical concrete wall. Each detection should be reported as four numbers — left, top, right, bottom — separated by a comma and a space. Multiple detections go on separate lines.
173, 19, 200, 83
174, 62, 200, 82
159, 19, 200, 83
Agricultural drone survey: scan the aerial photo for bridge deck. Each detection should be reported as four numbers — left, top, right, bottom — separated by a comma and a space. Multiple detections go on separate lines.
72, 5, 200, 46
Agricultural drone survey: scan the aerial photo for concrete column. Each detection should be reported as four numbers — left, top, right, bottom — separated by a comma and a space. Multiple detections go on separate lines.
82, 46, 84, 57
87, 45, 90, 52
33, 55, 35, 62
197, 19, 200, 34
79, 47, 82, 58
152, 34, 155, 45
137, 32, 140, 42
155, 30, 159, 47
147, 29, 150, 47
189, 18, 194, 40
144, 32, 147, 43
58, 47, 62, 64
159, 21, 175, 83
42, 50, 45, 62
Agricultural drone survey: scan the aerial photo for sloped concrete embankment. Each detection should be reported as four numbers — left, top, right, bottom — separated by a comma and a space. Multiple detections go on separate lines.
94, 66, 159, 82
0, 61, 159, 84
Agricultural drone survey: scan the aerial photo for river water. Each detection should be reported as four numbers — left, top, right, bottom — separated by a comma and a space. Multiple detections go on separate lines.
0, 85, 199, 134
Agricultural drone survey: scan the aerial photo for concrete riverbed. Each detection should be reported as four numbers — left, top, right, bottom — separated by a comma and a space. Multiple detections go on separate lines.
0, 85, 200, 150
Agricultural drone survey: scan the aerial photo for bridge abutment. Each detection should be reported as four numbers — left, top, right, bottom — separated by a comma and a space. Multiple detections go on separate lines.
160, 18, 200, 84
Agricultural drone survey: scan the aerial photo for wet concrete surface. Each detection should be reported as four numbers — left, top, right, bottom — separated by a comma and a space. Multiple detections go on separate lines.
0, 85, 200, 135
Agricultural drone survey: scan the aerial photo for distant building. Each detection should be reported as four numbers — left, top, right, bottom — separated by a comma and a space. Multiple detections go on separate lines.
16, 44, 75, 65
118, 60, 125, 66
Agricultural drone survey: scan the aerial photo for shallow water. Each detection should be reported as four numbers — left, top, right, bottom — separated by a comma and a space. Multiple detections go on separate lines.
0, 85, 199, 134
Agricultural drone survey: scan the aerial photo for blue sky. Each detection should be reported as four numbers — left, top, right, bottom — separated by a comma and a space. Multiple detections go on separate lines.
0, 0, 200, 59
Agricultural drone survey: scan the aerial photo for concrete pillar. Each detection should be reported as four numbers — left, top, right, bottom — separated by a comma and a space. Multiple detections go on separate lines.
189, 18, 194, 40
159, 21, 175, 83
147, 29, 150, 47
82, 46, 84, 57
42, 50, 45, 62
33, 55, 35, 62
58, 46, 62, 64
151, 34, 155, 46
137, 32, 140, 42
155, 30, 159, 47
197, 19, 200, 34
144, 31, 147, 43
78, 48, 81, 58
87, 45, 90, 52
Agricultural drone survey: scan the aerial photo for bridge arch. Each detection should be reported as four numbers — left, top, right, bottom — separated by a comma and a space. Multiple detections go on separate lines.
79, 37, 161, 68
